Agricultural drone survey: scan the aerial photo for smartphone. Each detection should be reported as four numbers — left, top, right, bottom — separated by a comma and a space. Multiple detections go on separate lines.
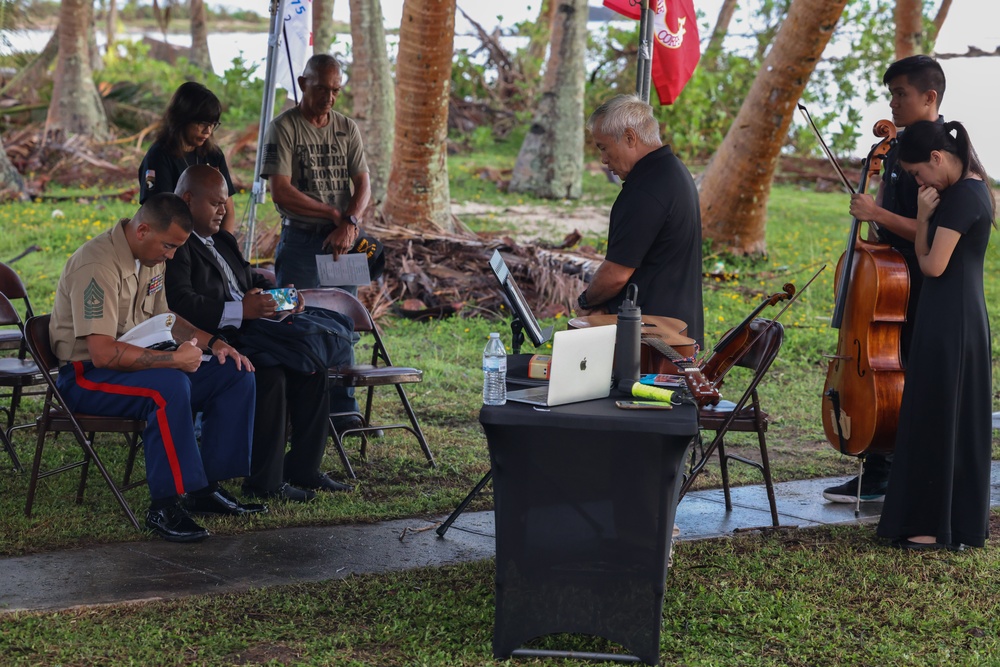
615, 400, 673, 410
264, 287, 299, 311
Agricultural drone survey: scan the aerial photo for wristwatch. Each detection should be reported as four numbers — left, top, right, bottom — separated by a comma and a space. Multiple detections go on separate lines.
346, 215, 359, 227
577, 290, 591, 311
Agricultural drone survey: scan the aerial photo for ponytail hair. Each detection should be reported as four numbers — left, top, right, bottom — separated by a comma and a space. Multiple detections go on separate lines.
898, 120, 996, 221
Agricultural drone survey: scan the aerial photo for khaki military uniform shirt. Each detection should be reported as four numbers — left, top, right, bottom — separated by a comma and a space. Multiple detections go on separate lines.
49, 219, 169, 364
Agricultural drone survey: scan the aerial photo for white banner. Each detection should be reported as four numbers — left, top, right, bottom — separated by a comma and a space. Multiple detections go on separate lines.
274, 0, 313, 100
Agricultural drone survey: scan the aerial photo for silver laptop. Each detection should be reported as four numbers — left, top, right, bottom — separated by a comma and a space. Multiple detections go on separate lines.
507, 325, 617, 407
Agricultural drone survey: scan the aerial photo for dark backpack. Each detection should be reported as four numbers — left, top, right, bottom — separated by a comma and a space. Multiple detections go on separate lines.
235, 306, 354, 373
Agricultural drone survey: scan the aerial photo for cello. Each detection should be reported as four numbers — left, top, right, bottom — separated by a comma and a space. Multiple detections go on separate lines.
820, 120, 910, 456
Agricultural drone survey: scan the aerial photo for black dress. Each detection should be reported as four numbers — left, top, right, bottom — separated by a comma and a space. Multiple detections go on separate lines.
876, 178, 994, 548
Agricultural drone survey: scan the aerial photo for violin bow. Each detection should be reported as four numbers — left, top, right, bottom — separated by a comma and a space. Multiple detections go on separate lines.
797, 104, 855, 196
710, 264, 827, 373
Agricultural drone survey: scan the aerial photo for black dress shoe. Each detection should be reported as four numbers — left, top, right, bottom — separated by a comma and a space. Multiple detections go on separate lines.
183, 486, 268, 516
145, 504, 209, 543
291, 472, 353, 493
333, 415, 365, 435
242, 482, 316, 503
892, 538, 944, 551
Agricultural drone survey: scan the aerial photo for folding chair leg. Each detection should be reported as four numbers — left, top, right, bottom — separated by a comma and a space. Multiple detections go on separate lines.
77, 433, 96, 504
718, 437, 733, 511
328, 416, 357, 479
72, 432, 141, 530
24, 426, 47, 517
122, 433, 141, 488
1, 426, 22, 472
756, 427, 779, 527
396, 384, 435, 468
360, 387, 375, 462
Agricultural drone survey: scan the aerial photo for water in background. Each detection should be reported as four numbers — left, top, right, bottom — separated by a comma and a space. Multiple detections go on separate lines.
2, 27, 998, 178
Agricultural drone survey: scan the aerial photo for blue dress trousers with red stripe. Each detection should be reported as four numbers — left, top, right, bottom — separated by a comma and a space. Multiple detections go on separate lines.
57, 357, 255, 501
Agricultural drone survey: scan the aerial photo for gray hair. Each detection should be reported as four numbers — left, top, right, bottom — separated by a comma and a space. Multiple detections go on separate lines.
302, 53, 341, 82
586, 94, 661, 146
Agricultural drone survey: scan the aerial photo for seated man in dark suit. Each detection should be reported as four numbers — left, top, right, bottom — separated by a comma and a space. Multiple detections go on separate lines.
165, 164, 351, 501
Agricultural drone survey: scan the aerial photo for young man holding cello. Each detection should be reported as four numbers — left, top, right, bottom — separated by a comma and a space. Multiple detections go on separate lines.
823, 55, 947, 504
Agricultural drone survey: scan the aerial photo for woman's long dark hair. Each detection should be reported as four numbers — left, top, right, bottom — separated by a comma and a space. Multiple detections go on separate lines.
154, 82, 223, 158
898, 119, 996, 221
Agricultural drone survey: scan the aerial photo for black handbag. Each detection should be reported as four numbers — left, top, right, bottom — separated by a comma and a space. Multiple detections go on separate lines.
234, 306, 354, 373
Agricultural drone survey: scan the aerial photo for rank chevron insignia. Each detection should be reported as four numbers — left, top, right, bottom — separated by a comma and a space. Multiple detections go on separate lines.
83, 278, 104, 320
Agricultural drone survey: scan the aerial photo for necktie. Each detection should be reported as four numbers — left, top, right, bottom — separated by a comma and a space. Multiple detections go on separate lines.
204, 238, 245, 300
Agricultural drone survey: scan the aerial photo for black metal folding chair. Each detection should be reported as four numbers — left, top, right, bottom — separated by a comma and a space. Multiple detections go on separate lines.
679, 319, 784, 527
22, 314, 147, 530
299, 288, 435, 479
0, 264, 46, 470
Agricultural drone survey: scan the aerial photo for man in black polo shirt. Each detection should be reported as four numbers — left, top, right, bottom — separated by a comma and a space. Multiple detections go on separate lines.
577, 94, 704, 348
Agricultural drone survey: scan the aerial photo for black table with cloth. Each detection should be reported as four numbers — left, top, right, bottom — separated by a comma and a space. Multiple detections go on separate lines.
481, 396, 698, 666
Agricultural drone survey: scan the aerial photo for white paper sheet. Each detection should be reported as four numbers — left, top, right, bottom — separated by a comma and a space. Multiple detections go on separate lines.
315, 253, 371, 286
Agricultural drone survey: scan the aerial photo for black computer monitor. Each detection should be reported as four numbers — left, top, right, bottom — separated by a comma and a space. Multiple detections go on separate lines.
489, 250, 553, 349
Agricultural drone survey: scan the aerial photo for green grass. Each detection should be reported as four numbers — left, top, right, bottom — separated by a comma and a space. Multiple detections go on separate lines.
2, 520, 1000, 666
1, 139, 998, 665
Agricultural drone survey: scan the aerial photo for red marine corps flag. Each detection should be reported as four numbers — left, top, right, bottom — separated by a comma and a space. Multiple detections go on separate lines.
603, 0, 701, 104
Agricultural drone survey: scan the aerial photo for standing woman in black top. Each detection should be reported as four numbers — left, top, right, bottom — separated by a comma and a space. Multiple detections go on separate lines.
138, 82, 238, 233
876, 120, 996, 550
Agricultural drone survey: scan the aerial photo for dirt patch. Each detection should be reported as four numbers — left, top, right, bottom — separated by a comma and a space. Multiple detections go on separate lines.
451, 201, 609, 242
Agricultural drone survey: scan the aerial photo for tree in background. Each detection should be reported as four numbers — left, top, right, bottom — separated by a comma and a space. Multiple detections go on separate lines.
522, 0, 557, 83
314, 0, 335, 54
349, 0, 394, 205
508, 0, 587, 200
382, 0, 456, 231
697, 0, 850, 255
189, 0, 213, 72
104, 0, 118, 54
46, 0, 108, 141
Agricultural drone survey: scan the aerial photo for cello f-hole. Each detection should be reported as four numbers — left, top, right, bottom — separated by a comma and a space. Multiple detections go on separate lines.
853, 339, 866, 377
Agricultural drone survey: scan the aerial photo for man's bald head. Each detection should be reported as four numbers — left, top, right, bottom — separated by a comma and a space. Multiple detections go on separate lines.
175, 165, 229, 238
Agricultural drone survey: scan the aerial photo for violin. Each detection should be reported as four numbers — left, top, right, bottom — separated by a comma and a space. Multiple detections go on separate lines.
820, 120, 910, 456
700, 284, 795, 389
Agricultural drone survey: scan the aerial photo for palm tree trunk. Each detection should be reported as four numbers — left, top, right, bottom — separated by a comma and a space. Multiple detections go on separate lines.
508, 0, 587, 200
190, 0, 214, 72
314, 0, 335, 54
349, 0, 394, 205
382, 0, 456, 231
46, 0, 109, 141
698, 0, 849, 255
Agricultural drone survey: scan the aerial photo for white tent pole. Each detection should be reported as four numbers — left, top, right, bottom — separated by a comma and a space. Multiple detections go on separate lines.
244, 0, 291, 259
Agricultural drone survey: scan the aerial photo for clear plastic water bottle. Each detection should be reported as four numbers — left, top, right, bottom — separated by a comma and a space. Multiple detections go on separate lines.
482, 332, 507, 405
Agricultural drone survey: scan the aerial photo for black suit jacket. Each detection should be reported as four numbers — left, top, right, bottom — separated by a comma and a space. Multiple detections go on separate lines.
165, 230, 273, 335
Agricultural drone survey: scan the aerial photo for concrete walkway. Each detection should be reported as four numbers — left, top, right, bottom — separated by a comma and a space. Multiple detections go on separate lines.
3, 463, 999, 614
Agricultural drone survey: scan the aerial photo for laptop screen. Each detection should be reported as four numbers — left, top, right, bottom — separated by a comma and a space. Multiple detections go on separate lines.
489, 250, 553, 347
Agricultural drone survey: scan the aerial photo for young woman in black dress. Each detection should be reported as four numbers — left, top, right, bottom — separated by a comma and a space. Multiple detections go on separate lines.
138, 82, 237, 232
876, 120, 996, 550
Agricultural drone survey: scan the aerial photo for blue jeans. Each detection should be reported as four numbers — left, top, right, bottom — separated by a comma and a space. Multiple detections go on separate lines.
275, 225, 359, 415
274, 226, 358, 296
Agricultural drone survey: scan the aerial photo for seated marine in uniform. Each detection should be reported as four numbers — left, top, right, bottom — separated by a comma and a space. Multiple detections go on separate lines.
49, 193, 264, 543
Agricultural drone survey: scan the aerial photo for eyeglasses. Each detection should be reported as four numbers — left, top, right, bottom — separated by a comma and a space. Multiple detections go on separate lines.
194, 121, 221, 132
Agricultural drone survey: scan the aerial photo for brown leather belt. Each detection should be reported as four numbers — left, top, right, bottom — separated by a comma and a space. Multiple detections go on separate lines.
282, 218, 334, 235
